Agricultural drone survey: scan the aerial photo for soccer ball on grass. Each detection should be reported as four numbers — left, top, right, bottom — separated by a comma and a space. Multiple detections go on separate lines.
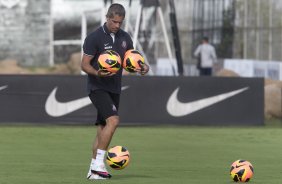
106, 146, 130, 170
230, 159, 254, 182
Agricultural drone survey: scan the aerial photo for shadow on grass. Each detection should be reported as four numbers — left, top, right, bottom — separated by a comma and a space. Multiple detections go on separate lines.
112, 174, 155, 180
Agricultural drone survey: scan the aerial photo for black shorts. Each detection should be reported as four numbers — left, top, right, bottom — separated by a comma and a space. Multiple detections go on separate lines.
88, 90, 120, 126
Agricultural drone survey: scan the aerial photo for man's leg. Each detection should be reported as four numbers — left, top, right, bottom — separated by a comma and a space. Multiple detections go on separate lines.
205, 68, 212, 76
200, 68, 205, 76
88, 90, 120, 178
92, 125, 103, 158
92, 116, 119, 178
97, 115, 119, 150
87, 125, 105, 179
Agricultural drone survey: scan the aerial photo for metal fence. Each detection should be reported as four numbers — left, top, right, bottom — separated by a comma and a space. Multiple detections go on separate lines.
191, 0, 282, 62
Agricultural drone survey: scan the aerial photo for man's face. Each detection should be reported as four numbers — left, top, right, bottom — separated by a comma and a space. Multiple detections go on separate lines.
106, 15, 124, 34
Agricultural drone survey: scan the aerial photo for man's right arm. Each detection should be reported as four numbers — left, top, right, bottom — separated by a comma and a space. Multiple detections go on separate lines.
194, 45, 201, 57
81, 54, 114, 77
81, 54, 98, 76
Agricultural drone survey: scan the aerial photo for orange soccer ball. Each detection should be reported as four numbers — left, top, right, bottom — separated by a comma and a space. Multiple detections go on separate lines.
123, 49, 145, 72
230, 159, 254, 182
106, 146, 130, 170
98, 50, 121, 73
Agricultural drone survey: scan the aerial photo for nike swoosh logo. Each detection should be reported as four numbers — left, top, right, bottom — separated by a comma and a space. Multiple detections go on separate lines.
0, 85, 8, 91
45, 86, 129, 117
166, 87, 249, 117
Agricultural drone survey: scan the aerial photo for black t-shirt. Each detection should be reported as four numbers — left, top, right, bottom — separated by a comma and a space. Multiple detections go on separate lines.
83, 23, 133, 94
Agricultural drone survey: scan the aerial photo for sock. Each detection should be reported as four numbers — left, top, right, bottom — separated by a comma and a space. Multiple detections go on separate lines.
90, 158, 95, 167
95, 149, 106, 165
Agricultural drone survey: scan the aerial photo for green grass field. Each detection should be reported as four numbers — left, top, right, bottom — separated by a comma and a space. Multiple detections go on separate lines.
0, 124, 282, 184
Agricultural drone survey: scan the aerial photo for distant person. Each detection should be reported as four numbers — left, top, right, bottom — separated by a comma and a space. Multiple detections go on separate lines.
81, 3, 149, 180
194, 37, 217, 76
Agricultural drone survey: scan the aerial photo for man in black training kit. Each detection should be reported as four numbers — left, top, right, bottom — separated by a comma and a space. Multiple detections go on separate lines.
81, 3, 149, 180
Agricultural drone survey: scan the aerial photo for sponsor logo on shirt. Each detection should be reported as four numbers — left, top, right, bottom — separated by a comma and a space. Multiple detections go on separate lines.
105, 46, 112, 49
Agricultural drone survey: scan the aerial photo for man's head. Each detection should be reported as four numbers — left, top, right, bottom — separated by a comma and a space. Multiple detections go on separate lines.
202, 36, 209, 43
106, 3, 125, 34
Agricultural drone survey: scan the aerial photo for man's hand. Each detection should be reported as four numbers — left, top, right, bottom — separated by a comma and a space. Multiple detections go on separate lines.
134, 63, 149, 75
97, 69, 115, 77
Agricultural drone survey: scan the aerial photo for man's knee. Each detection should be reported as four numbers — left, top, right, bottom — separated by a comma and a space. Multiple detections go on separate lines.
106, 116, 119, 128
